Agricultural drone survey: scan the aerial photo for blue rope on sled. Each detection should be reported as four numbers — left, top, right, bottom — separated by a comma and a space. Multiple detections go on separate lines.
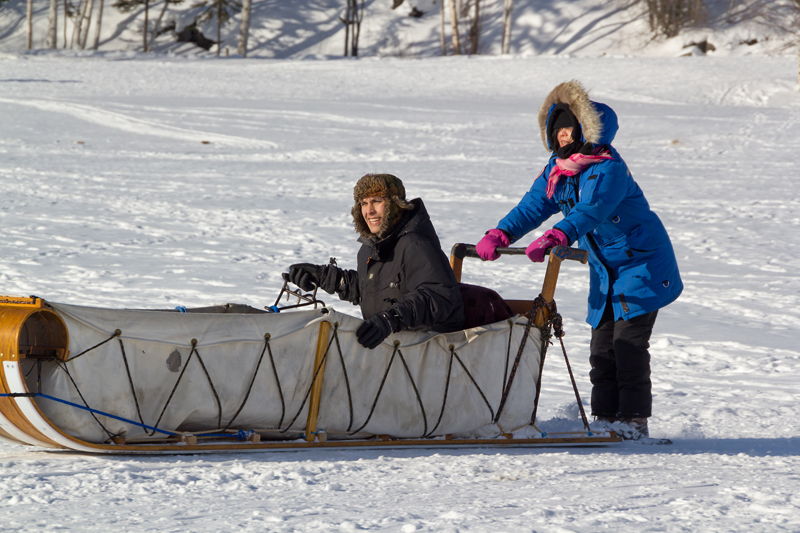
1, 392, 179, 436
196, 429, 256, 441
1, 392, 260, 441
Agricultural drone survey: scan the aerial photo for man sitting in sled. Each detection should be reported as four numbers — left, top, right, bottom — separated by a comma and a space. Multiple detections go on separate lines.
285, 173, 465, 349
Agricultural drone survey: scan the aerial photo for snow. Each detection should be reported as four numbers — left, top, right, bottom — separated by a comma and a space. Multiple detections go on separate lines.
2, 16, 800, 532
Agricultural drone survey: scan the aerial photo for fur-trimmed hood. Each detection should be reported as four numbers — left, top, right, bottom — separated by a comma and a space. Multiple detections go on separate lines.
537, 80, 619, 152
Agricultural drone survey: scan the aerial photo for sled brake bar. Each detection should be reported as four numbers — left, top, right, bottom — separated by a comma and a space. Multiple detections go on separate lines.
449, 243, 588, 284
449, 243, 589, 327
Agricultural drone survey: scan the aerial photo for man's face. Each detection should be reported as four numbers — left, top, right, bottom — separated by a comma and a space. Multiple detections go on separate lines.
558, 126, 574, 148
361, 196, 386, 234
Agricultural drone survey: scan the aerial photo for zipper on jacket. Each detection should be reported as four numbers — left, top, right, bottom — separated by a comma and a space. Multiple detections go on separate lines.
566, 183, 618, 303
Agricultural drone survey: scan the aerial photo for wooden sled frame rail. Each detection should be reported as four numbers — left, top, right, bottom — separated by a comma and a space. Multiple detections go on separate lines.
0, 245, 620, 454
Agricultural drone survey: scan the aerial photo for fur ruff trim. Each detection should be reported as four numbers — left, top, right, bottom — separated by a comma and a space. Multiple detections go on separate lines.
351, 173, 413, 240
538, 80, 603, 151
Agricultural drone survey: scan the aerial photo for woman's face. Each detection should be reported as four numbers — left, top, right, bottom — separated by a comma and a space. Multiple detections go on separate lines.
361, 196, 386, 234
557, 127, 574, 148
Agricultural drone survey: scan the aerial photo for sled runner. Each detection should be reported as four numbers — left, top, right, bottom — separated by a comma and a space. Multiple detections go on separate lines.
0, 246, 620, 453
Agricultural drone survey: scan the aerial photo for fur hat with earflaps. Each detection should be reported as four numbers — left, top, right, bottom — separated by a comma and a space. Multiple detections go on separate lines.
538, 80, 604, 155
351, 173, 413, 240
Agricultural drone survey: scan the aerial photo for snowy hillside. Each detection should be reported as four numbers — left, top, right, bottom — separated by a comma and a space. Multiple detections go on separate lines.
1, 0, 799, 58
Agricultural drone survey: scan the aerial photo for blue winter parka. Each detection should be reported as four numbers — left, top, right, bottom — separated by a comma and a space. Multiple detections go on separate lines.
496, 102, 683, 328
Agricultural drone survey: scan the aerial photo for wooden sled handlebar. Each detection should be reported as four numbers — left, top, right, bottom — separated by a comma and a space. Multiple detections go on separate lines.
449, 243, 589, 328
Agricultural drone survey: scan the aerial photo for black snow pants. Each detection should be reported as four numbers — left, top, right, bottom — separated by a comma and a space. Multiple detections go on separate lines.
589, 300, 658, 419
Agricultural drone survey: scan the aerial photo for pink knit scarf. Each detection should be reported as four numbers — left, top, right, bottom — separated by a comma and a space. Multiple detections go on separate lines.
546, 152, 613, 199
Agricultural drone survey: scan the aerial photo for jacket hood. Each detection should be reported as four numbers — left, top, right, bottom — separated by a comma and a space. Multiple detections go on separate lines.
358, 198, 438, 254
538, 80, 619, 152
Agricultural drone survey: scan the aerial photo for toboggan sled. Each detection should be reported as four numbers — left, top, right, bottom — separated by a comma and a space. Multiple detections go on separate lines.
0, 245, 620, 453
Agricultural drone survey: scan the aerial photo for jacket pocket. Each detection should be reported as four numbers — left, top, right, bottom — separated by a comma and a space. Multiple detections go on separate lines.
624, 224, 657, 254
380, 273, 404, 305
599, 225, 655, 263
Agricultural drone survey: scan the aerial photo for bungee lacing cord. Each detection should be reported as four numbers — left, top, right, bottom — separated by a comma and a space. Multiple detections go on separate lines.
423, 345, 455, 438
395, 347, 428, 435
529, 298, 550, 432
527, 297, 592, 436
502, 318, 515, 396
494, 312, 535, 424
148, 339, 222, 435
450, 348, 495, 422
333, 330, 355, 433
549, 311, 592, 434
56, 360, 116, 440
223, 334, 273, 431
13, 309, 561, 444
13, 321, 311, 444
348, 341, 402, 435
38, 320, 528, 443
151, 340, 198, 435
66, 329, 121, 363
279, 323, 338, 433
191, 343, 224, 429
48, 327, 280, 443
119, 338, 147, 432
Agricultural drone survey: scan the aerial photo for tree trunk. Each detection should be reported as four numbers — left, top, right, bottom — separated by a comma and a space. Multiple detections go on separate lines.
501, 0, 513, 54
143, 0, 149, 51
468, 0, 479, 54
439, 0, 446, 55
26, 0, 33, 49
47, 0, 58, 48
352, 0, 363, 56
151, 0, 169, 51
91, 0, 104, 49
78, 0, 94, 49
351, 14, 356, 56
350, 6, 355, 56
447, 0, 460, 55
63, 0, 68, 47
237, 0, 252, 57
216, 1, 221, 56
343, 0, 351, 56
71, 0, 86, 49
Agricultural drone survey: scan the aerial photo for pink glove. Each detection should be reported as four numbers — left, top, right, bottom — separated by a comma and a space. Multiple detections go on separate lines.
476, 229, 510, 261
525, 228, 569, 263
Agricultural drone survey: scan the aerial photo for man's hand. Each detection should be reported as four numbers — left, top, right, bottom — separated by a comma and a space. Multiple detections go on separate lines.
356, 311, 400, 349
283, 263, 323, 291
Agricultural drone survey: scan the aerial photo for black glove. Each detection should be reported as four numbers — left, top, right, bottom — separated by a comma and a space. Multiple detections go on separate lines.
356, 310, 400, 350
283, 263, 323, 291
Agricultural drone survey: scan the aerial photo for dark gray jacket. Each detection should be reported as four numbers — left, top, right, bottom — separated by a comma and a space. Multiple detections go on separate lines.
328, 199, 464, 333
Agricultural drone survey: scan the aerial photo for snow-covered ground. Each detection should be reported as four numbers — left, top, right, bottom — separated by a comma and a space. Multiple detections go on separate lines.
2, 54, 800, 530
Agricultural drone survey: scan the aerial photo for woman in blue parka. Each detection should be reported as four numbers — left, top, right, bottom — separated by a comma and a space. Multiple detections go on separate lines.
476, 80, 683, 439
